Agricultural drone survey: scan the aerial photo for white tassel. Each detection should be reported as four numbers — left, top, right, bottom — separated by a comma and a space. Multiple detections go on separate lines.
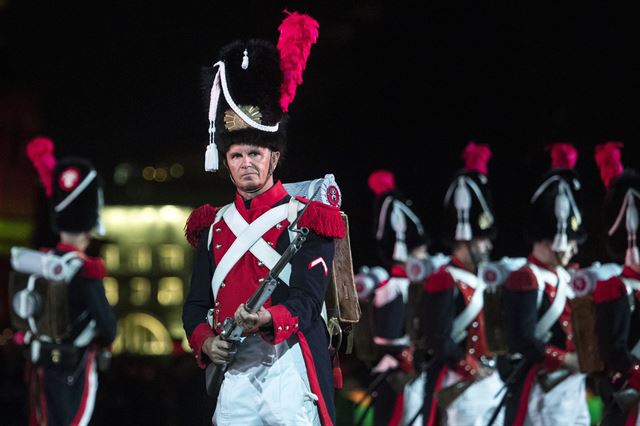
390, 201, 408, 262
393, 241, 408, 263
626, 195, 640, 265
241, 49, 249, 70
551, 190, 570, 252
205, 143, 219, 172
454, 177, 473, 241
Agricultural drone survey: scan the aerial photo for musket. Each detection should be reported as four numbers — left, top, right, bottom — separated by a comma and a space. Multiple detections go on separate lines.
536, 368, 571, 393
205, 190, 319, 403
598, 382, 640, 425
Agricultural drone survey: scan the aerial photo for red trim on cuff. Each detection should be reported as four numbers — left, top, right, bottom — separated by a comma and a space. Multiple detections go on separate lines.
543, 345, 566, 371
189, 323, 215, 369
265, 305, 298, 344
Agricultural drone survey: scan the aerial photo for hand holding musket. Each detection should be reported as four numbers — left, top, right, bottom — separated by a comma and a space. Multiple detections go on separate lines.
204, 190, 320, 403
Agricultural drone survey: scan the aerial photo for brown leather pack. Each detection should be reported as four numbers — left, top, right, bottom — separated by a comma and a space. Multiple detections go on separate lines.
9, 272, 71, 342
325, 213, 360, 348
570, 295, 604, 373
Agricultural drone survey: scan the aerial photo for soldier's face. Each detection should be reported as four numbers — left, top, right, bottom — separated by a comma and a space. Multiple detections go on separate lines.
225, 144, 279, 193
555, 240, 578, 266
469, 237, 492, 265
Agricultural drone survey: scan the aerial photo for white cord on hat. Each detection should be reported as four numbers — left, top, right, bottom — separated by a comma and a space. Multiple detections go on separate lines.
444, 176, 494, 241
531, 175, 582, 252
206, 59, 280, 172
54, 170, 97, 212
608, 188, 640, 265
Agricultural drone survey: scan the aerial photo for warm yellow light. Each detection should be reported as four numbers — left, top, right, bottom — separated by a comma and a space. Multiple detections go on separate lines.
112, 313, 173, 355
154, 168, 168, 182
142, 166, 156, 181
159, 206, 181, 223
129, 277, 151, 305
104, 277, 119, 306
128, 246, 152, 272
158, 244, 184, 271
157, 277, 183, 305
101, 244, 120, 271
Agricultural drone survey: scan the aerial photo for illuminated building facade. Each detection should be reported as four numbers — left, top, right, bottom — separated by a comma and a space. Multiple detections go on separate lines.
101, 205, 194, 355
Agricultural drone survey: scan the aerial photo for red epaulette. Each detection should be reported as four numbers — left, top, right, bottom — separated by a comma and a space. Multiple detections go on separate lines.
184, 204, 219, 248
424, 266, 455, 292
55, 243, 106, 280
594, 276, 626, 304
295, 197, 346, 239
81, 256, 107, 280
505, 267, 539, 291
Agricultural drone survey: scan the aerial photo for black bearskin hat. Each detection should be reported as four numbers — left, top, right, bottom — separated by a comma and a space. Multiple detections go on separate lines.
368, 170, 429, 266
596, 142, 640, 264
203, 11, 319, 172
526, 143, 586, 249
26, 137, 103, 234
442, 142, 497, 247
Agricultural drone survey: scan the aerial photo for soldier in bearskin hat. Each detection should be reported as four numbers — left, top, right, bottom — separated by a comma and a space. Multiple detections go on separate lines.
181, 11, 345, 425
593, 142, 640, 425
13, 137, 116, 425
502, 143, 589, 425
365, 169, 428, 425
419, 141, 504, 425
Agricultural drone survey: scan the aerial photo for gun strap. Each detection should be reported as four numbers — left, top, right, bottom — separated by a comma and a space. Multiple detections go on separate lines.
448, 266, 486, 344
530, 264, 572, 342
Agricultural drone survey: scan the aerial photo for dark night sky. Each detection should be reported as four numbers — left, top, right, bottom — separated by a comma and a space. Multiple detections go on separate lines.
2, 1, 640, 268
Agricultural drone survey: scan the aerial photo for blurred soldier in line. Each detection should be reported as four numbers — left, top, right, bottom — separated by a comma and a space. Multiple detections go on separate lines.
594, 142, 640, 425
502, 143, 589, 425
420, 142, 504, 425
14, 137, 116, 425
367, 169, 428, 425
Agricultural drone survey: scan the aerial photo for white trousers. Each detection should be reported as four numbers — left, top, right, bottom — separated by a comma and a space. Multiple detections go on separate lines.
524, 373, 589, 426
441, 370, 505, 426
213, 334, 320, 426
403, 371, 426, 425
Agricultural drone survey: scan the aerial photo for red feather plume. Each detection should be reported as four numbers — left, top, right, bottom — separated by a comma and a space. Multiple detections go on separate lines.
462, 141, 492, 175
368, 169, 396, 196
277, 10, 319, 112
595, 141, 624, 189
26, 137, 56, 197
549, 143, 578, 170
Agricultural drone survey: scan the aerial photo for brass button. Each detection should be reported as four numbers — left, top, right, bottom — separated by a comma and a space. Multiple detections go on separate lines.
468, 348, 475, 355
215, 227, 222, 233
472, 321, 479, 328
51, 349, 61, 364
220, 282, 226, 288
257, 261, 264, 267
215, 243, 222, 249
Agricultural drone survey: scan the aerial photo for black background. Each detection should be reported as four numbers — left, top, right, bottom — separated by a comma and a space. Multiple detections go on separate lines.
3, 0, 640, 267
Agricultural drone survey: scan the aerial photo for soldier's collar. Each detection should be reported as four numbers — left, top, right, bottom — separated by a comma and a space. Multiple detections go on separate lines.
234, 180, 288, 213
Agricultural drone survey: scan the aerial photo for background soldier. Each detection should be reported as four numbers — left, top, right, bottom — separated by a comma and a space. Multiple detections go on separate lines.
181, 12, 346, 425
593, 142, 640, 425
367, 169, 428, 425
502, 143, 589, 425
420, 142, 504, 425
18, 137, 116, 425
